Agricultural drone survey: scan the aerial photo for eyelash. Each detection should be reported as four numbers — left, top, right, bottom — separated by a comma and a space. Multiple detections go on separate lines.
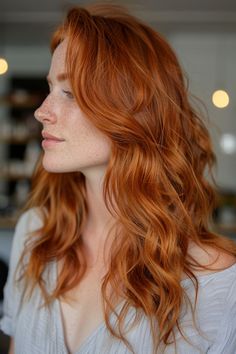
62, 90, 74, 99
46, 83, 74, 100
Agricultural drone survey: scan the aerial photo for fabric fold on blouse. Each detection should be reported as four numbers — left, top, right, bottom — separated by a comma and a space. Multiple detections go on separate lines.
1, 208, 236, 354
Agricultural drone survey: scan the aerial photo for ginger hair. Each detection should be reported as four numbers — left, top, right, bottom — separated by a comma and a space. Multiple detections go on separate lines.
17, 4, 236, 353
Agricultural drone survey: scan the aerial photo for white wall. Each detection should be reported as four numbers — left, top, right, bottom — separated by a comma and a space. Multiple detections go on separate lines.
169, 32, 236, 190
5, 44, 50, 75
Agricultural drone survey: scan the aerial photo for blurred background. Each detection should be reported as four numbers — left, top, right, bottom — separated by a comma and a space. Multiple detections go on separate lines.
0, 0, 236, 351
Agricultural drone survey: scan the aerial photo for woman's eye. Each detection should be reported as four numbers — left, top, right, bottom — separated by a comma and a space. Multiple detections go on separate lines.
62, 90, 74, 99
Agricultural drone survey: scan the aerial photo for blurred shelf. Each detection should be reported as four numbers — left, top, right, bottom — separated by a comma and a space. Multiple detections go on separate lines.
0, 137, 39, 144
0, 173, 31, 180
0, 216, 17, 229
0, 76, 47, 228
0, 95, 43, 108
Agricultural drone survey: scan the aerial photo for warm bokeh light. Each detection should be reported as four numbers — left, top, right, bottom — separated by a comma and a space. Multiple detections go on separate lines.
212, 90, 229, 108
0, 57, 8, 75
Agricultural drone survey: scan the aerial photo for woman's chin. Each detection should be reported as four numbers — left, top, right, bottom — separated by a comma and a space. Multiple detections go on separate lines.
43, 165, 62, 173
42, 158, 80, 174
42, 159, 66, 173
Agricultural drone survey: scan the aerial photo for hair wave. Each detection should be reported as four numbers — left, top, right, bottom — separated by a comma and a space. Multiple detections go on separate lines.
17, 4, 236, 353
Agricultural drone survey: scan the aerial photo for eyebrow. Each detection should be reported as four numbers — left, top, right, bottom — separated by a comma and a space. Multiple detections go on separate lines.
46, 73, 69, 83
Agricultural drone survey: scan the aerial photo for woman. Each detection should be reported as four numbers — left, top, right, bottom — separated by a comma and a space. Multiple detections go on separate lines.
1, 4, 236, 354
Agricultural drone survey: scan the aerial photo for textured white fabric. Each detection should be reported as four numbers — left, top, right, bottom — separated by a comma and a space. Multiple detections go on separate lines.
0, 209, 236, 354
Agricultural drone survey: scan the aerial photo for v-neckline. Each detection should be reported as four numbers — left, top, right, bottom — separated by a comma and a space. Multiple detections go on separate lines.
56, 295, 127, 354
53, 260, 126, 354
56, 296, 107, 354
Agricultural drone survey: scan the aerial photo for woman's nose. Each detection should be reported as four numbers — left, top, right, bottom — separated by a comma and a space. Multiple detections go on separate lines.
34, 101, 56, 124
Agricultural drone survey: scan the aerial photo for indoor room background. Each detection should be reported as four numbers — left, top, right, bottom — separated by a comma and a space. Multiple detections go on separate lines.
0, 0, 236, 352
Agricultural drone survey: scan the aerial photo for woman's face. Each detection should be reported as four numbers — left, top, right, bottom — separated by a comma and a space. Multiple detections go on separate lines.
34, 40, 111, 174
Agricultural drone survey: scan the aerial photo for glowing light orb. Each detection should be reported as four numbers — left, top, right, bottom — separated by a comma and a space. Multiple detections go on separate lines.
0, 58, 8, 75
212, 90, 229, 108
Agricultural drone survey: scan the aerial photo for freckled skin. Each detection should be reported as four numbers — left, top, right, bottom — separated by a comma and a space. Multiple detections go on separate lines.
34, 40, 111, 175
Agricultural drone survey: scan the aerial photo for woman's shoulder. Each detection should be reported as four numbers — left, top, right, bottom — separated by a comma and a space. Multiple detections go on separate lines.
181, 259, 236, 292
181, 248, 236, 332
182, 241, 236, 280
177, 247, 236, 351
15, 207, 44, 234
11, 208, 44, 255
181, 243, 236, 309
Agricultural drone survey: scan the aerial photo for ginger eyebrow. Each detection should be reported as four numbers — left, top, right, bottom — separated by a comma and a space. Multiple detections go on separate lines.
46, 73, 69, 83
57, 73, 69, 81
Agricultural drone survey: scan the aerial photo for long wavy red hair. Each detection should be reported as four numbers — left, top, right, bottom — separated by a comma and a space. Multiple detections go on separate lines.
17, 4, 236, 353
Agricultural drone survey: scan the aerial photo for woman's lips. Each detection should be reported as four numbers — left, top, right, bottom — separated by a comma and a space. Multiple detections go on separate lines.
42, 138, 65, 148
42, 131, 65, 148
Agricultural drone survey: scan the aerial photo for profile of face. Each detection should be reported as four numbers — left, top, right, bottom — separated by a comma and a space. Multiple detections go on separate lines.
34, 40, 111, 175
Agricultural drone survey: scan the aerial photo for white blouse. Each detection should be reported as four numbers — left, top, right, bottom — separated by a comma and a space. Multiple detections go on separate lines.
1, 208, 236, 354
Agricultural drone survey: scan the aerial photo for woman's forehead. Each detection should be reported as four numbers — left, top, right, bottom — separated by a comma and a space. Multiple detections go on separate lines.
48, 41, 68, 79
